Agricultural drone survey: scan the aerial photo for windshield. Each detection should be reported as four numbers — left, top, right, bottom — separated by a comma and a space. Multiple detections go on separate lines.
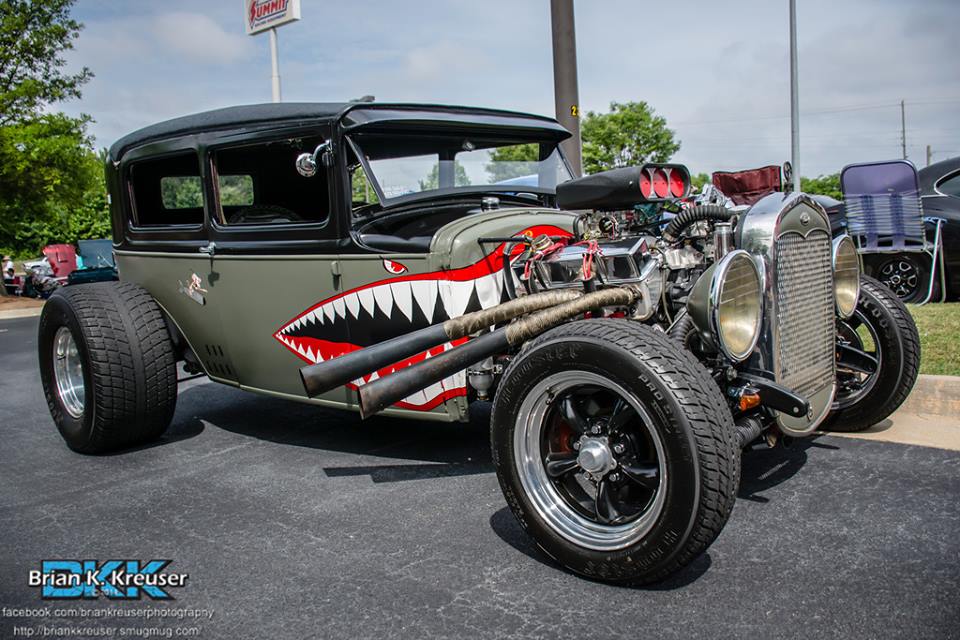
351, 135, 572, 203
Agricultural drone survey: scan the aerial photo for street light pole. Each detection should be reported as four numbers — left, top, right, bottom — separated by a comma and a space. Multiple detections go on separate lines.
269, 27, 282, 103
788, 0, 800, 194
550, 0, 583, 177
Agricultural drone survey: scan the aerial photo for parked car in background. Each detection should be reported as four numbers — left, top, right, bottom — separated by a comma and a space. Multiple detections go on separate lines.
67, 239, 118, 285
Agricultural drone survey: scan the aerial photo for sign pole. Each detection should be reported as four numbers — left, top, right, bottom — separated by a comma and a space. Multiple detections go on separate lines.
244, 0, 300, 103
269, 27, 281, 102
788, 0, 800, 194
550, 0, 583, 177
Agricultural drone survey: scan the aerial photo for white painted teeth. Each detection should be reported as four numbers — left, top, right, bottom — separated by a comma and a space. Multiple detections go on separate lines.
278, 271, 507, 345
410, 280, 438, 323
358, 288, 376, 316
390, 281, 413, 321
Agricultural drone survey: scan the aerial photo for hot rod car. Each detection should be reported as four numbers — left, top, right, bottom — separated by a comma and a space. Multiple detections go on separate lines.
38, 103, 920, 585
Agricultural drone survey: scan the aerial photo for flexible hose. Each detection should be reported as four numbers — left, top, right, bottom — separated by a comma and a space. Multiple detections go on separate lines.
668, 309, 695, 344
662, 205, 734, 243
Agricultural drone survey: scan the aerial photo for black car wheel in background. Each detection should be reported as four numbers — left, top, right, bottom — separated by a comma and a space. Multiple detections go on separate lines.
868, 254, 940, 303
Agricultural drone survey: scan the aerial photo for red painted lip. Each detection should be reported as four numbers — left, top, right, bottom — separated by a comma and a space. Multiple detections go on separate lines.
274, 224, 571, 410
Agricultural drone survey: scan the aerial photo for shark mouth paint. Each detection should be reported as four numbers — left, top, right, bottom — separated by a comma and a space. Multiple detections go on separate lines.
274, 225, 569, 411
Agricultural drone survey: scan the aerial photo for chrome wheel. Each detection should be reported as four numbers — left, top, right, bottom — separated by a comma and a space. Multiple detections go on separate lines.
53, 326, 85, 418
877, 258, 919, 300
835, 310, 882, 409
514, 371, 667, 551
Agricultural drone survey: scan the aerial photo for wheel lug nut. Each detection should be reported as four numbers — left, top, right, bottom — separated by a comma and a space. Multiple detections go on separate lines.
613, 444, 624, 454
591, 425, 601, 434
609, 473, 619, 482
573, 441, 581, 450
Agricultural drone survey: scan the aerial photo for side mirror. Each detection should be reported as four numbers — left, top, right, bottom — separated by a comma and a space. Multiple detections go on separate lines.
296, 141, 332, 177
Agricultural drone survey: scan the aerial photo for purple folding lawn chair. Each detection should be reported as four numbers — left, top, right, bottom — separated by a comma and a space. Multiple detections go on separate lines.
840, 159, 946, 304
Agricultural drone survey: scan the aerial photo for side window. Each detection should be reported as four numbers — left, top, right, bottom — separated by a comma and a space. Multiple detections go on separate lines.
130, 152, 203, 226
937, 172, 960, 198
214, 139, 330, 225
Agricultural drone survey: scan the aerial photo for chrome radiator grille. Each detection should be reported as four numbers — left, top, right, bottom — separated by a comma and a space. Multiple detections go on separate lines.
774, 230, 835, 399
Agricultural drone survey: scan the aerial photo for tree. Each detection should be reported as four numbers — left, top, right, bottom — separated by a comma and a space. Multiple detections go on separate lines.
0, 113, 105, 255
486, 143, 539, 182
0, 0, 105, 259
419, 162, 470, 191
800, 173, 842, 200
689, 172, 711, 193
0, 0, 92, 125
580, 101, 680, 174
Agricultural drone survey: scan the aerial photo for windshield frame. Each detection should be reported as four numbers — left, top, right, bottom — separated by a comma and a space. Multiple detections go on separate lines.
345, 134, 573, 210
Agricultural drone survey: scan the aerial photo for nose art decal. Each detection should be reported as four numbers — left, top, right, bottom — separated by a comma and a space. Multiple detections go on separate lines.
274, 225, 570, 411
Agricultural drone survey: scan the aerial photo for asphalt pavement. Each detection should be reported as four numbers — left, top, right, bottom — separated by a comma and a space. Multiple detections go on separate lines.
1, 315, 958, 639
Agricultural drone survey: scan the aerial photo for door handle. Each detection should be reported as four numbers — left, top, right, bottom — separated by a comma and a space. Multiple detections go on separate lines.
199, 242, 217, 256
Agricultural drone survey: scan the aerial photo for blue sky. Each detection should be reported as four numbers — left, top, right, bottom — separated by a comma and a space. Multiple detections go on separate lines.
63, 0, 960, 177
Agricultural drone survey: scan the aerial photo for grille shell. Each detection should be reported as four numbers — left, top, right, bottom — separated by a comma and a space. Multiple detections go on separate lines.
736, 193, 837, 435
774, 230, 836, 400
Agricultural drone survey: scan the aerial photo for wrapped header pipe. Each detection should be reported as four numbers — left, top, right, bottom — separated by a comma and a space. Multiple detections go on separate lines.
299, 289, 582, 398
358, 286, 640, 418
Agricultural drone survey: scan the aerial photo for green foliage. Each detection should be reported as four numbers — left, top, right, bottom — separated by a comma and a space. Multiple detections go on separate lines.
801, 173, 842, 200
0, 0, 106, 259
689, 172, 711, 192
0, 113, 109, 257
486, 143, 539, 182
419, 162, 470, 190
218, 175, 254, 207
160, 176, 203, 209
0, 0, 92, 125
350, 166, 379, 206
581, 101, 680, 174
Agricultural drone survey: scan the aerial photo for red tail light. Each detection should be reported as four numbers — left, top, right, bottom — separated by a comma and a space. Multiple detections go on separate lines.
669, 168, 687, 197
652, 168, 669, 198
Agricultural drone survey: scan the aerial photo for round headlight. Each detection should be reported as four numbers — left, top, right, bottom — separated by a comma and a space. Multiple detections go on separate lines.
833, 235, 860, 318
710, 250, 763, 362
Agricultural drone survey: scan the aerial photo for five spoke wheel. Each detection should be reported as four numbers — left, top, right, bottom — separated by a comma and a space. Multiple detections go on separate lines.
514, 371, 666, 550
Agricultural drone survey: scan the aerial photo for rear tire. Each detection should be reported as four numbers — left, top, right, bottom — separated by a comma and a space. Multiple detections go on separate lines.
491, 319, 740, 585
38, 282, 178, 453
825, 275, 920, 432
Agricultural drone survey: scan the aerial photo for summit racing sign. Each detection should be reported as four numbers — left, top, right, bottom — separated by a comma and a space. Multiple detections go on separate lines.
245, 0, 301, 35
29, 560, 188, 600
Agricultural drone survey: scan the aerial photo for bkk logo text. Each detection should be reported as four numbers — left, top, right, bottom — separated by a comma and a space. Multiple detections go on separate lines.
29, 560, 188, 600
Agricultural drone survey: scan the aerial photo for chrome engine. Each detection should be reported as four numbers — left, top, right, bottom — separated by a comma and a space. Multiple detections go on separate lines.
518, 166, 859, 439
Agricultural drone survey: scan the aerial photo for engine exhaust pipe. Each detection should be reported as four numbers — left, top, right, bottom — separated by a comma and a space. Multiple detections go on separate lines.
358, 286, 639, 418
299, 289, 582, 398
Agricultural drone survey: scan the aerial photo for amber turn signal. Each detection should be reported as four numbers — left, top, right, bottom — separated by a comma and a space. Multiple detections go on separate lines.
739, 392, 761, 412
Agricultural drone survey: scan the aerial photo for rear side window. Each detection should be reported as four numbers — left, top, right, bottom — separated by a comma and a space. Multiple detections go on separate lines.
161, 176, 203, 209
214, 138, 331, 226
129, 153, 203, 226
937, 172, 960, 198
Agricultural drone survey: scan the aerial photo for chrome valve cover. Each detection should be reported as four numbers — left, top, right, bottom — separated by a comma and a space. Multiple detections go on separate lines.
737, 193, 837, 435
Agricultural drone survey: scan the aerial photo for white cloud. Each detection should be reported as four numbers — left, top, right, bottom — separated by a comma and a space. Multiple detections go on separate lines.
62, 0, 960, 174
151, 12, 253, 65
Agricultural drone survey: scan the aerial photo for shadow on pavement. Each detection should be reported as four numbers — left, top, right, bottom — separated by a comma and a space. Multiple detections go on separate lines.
171, 383, 495, 481
488, 506, 713, 590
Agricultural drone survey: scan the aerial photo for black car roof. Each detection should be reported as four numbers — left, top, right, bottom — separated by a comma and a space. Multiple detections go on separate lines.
108, 102, 570, 160
919, 155, 960, 193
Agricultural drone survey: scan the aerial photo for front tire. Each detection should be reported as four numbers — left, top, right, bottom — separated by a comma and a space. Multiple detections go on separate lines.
491, 320, 740, 585
38, 282, 178, 453
825, 275, 921, 432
